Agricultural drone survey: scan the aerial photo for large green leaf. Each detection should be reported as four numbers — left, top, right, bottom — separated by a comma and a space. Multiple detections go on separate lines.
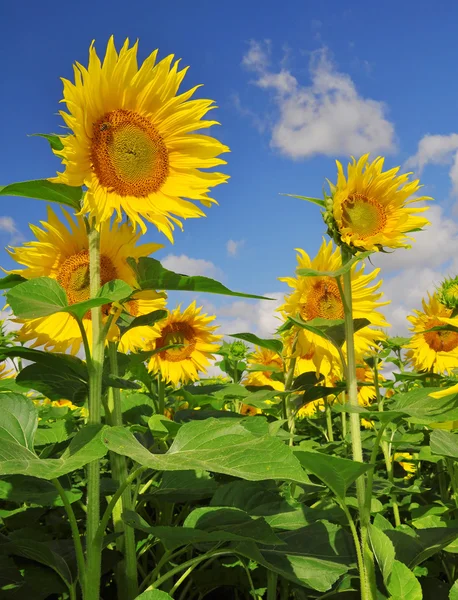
127, 257, 272, 300
0, 180, 82, 209
295, 450, 372, 500
117, 309, 168, 334
385, 525, 458, 568
103, 419, 310, 483
0, 394, 37, 450
123, 506, 282, 551
235, 521, 354, 592
392, 387, 458, 423
134, 591, 173, 600
0, 425, 107, 479
35, 419, 75, 446
450, 580, 458, 600
228, 333, 283, 354
145, 470, 217, 503
0, 475, 80, 507
386, 559, 422, 600
296, 251, 372, 278
30, 133, 64, 152
369, 522, 395, 582
0, 274, 27, 290
17, 363, 87, 403
286, 315, 370, 348
431, 429, 458, 458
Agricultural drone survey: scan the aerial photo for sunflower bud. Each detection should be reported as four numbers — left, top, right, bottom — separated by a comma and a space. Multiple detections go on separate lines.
229, 340, 249, 360
437, 276, 458, 310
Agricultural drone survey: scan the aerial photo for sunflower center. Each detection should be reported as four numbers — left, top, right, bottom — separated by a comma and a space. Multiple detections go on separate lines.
424, 318, 458, 352
341, 193, 387, 239
158, 323, 196, 362
91, 109, 169, 197
302, 279, 344, 320
356, 367, 367, 381
57, 251, 117, 312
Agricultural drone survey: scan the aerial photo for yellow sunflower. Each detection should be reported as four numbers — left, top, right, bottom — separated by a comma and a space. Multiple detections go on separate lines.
330, 154, 430, 251
0, 362, 14, 379
145, 302, 221, 385
278, 239, 388, 371
7, 206, 166, 354
240, 404, 262, 416
394, 452, 417, 479
52, 37, 229, 238
244, 347, 284, 391
355, 361, 383, 406
406, 293, 458, 374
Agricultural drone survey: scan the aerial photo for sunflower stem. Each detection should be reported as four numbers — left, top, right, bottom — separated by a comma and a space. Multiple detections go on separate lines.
284, 334, 298, 447
339, 246, 376, 600
85, 223, 104, 600
157, 376, 166, 415
105, 342, 139, 600
324, 396, 334, 442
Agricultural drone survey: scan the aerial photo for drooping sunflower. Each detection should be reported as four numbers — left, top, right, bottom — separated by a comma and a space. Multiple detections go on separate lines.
279, 239, 388, 371
329, 154, 430, 251
244, 347, 284, 391
7, 206, 166, 354
145, 302, 221, 385
406, 293, 458, 374
52, 37, 229, 238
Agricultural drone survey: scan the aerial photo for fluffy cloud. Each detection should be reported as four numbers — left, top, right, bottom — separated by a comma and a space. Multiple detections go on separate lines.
372, 204, 458, 334
405, 133, 458, 196
241, 41, 396, 159
0, 216, 23, 244
226, 239, 244, 257
161, 254, 222, 279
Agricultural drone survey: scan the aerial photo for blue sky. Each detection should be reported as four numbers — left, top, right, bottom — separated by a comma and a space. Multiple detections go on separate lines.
2, 0, 458, 337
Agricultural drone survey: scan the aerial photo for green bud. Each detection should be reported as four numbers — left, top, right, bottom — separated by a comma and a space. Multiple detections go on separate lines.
438, 276, 458, 310
229, 340, 249, 360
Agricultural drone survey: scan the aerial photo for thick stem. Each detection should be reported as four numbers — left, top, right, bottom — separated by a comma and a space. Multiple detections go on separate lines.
53, 478, 86, 596
382, 437, 401, 527
105, 342, 139, 600
267, 570, 278, 600
324, 397, 334, 442
157, 376, 165, 415
85, 224, 104, 600
284, 335, 298, 447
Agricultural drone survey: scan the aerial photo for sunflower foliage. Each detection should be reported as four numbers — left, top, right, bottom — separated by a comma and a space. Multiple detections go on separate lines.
1, 35, 458, 600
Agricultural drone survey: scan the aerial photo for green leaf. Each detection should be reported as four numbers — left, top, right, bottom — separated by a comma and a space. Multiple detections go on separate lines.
385, 525, 458, 568
134, 591, 173, 600
30, 133, 64, 151
387, 559, 422, 600
17, 363, 88, 403
228, 333, 283, 354
0, 180, 82, 209
103, 419, 309, 484
0, 425, 107, 479
286, 315, 370, 348
0, 346, 87, 379
294, 450, 372, 500
292, 371, 324, 390
450, 580, 458, 600
369, 522, 395, 582
296, 251, 372, 278
0, 475, 80, 507
7, 277, 68, 319
392, 387, 458, 423
431, 430, 458, 458
0, 273, 27, 290
127, 257, 272, 300
280, 193, 326, 208
35, 419, 75, 446
0, 394, 37, 450
118, 309, 168, 334
146, 470, 217, 503
235, 521, 354, 592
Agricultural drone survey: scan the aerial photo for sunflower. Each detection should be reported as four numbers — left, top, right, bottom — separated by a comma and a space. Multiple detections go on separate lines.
393, 452, 417, 479
145, 302, 221, 385
244, 347, 284, 391
52, 37, 229, 238
406, 293, 458, 374
329, 154, 430, 251
240, 404, 262, 416
7, 206, 166, 354
279, 239, 388, 371
0, 362, 14, 379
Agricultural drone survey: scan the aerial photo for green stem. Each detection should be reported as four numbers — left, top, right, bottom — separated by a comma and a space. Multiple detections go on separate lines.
381, 434, 401, 527
324, 397, 334, 442
157, 376, 165, 416
105, 342, 139, 600
267, 570, 278, 600
446, 458, 458, 509
339, 501, 370, 600
53, 478, 86, 596
284, 335, 298, 447
85, 224, 105, 600
339, 247, 376, 600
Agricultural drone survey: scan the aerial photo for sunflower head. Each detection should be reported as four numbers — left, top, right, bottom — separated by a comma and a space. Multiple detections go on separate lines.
244, 347, 284, 391
324, 154, 431, 252
229, 340, 249, 360
53, 37, 229, 238
146, 302, 221, 386
437, 276, 458, 310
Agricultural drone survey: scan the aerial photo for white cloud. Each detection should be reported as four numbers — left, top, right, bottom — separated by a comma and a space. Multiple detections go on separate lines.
0, 216, 23, 244
371, 204, 458, 334
161, 254, 222, 279
241, 42, 396, 159
226, 239, 244, 257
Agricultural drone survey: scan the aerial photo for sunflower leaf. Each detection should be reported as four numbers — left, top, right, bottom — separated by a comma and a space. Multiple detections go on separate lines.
227, 333, 283, 354
286, 314, 370, 348
0, 180, 82, 210
280, 193, 326, 208
117, 309, 168, 334
134, 592, 173, 600
296, 251, 373, 278
127, 257, 273, 300
30, 133, 65, 152
7, 277, 68, 319
0, 273, 27, 290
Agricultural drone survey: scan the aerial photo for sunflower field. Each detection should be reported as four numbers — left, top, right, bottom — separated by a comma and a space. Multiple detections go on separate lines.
2, 37, 458, 600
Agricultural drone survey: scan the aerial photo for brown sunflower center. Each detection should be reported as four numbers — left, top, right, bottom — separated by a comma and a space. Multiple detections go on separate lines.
57, 251, 117, 314
341, 193, 387, 239
356, 367, 367, 381
301, 279, 344, 320
424, 318, 458, 352
91, 109, 169, 197
158, 322, 196, 362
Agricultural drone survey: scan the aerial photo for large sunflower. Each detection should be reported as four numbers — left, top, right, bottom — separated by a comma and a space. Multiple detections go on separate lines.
52, 37, 229, 238
406, 293, 458, 374
7, 207, 166, 354
279, 239, 388, 371
330, 154, 430, 251
146, 302, 221, 385
244, 347, 284, 391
